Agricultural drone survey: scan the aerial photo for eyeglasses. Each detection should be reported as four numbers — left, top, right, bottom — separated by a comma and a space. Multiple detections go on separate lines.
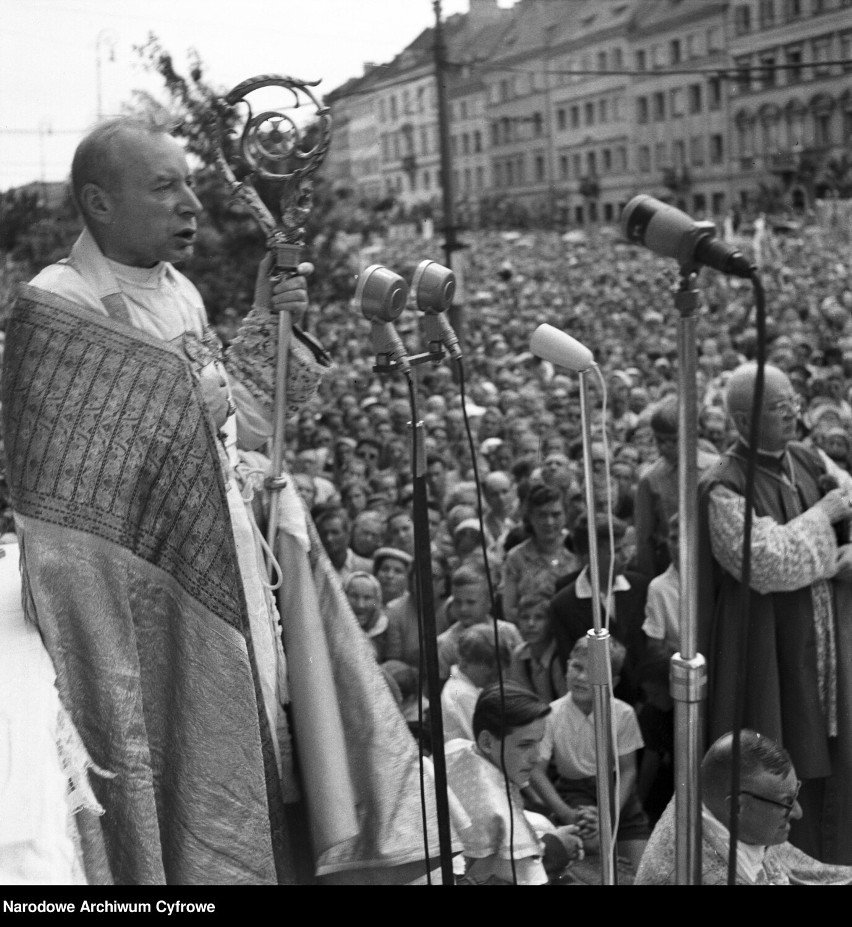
739, 779, 801, 817
765, 395, 802, 417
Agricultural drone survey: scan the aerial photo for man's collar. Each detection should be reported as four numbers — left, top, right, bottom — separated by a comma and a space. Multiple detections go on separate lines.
575, 567, 631, 599
701, 804, 767, 883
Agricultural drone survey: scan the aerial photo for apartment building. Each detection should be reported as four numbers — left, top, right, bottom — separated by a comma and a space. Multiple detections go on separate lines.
322, 0, 852, 225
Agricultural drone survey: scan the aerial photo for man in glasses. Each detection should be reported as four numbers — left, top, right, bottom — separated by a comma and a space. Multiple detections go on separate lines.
635, 730, 852, 884
697, 362, 852, 864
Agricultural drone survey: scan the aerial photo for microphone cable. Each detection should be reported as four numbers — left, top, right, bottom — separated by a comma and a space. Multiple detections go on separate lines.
455, 357, 519, 885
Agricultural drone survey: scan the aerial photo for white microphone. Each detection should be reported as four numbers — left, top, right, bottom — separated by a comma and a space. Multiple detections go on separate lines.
621, 194, 753, 278
530, 324, 595, 373
410, 260, 462, 360
354, 265, 411, 373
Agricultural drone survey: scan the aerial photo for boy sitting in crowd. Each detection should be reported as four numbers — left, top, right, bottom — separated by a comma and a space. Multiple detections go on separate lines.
437, 563, 523, 681
445, 682, 585, 885
529, 636, 650, 871
442, 624, 512, 742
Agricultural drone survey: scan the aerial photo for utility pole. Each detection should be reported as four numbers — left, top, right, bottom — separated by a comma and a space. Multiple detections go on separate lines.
432, 0, 458, 271
432, 0, 465, 361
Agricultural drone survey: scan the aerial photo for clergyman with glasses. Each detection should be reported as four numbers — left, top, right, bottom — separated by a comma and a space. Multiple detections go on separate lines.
635, 730, 852, 884
696, 362, 852, 865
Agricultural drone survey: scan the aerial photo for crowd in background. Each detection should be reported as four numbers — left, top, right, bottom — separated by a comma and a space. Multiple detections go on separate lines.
3, 216, 851, 879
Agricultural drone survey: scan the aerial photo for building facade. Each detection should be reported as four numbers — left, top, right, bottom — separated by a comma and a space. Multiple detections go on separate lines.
322, 0, 852, 226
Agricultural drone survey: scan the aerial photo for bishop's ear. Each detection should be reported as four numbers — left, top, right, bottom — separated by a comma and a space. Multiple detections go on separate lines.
79, 182, 112, 225
476, 729, 494, 754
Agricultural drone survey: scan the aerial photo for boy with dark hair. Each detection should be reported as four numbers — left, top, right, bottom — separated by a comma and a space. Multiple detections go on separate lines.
446, 682, 585, 884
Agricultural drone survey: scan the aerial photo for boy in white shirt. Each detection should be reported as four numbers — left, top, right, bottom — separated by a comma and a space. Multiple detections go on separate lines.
529, 636, 650, 871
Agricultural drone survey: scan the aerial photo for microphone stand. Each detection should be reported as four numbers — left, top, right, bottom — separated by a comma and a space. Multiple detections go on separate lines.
578, 366, 617, 886
671, 266, 707, 885
374, 347, 455, 886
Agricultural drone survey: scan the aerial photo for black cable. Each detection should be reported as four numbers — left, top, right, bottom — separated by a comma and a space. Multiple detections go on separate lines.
727, 268, 766, 885
456, 359, 518, 886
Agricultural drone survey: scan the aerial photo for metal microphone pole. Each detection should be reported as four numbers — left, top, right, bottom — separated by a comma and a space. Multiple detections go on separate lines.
578, 366, 618, 886
671, 267, 707, 885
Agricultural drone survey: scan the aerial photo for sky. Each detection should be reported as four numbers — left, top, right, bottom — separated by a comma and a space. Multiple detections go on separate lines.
0, 0, 517, 192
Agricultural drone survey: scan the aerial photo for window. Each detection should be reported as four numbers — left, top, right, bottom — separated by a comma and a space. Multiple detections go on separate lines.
673, 139, 686, 168
734, 5, 752, 34
500, 79, 510, 102
693, 193, 706, 215
689, 83, 703, 114
536, 155, 546, 182
710, 134, 724, 164
604, 203, 614, 222
653, 92, 666, 121
670, 88, 684, 117
708, 76, 722, 110
712, 192, 725, 215
760, 54, 777, 88
506, 160, 514, 185
637, 96, 649, 124
785, 45, 803, 83
655, 141, 668, 168
474, 130, 482, 153
599, 99, 609, 123
379, 99, 386, 122
616, 146, 627, 172
613, 48, 623, 69
686, 33, 703, 59
571, 105, 581, 129
598, 51, 608, 71
785, 0, 803, 20
842, 31, 852, 72
670, 39, 682, 65
690, 135, 705, 165
651, 44, 663, 69
423, 170, 431, 190
463, 167, 471, 191
495, 162, 503, 188
573, 153, 582, 176
559, 154, 569, 179
533, 112, 543, 138
735, 56, 752, 93
585, 102, 595, 125
602, 148, 612, 172
638, 145, 651, 172
451, 136, 458, 157
491, 122, 499, 147
558, 108, 567, 130
476, 166, 484, 189
635, 49, 647, 71
390, 96, 398, 120
814, 110, 832, 147
759, 0, 776, 28
587, 151, 597, 176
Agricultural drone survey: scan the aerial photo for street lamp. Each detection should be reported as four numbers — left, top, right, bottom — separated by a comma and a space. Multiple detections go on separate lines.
96, 29, 118, 120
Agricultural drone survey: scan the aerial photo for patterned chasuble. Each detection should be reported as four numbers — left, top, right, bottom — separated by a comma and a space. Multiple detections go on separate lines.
2, 284, 290, 885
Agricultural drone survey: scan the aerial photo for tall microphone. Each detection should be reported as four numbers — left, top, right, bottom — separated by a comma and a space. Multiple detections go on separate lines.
410, 260, 462, 360
354, 264, 411, 374
621, 194, 754, 279
530, 323, 595, 373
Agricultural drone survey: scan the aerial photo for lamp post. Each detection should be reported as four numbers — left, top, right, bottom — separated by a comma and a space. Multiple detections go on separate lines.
96, 29, 118, 120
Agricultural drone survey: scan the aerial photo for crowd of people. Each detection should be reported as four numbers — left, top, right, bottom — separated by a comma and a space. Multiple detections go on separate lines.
3, 111, 852, 886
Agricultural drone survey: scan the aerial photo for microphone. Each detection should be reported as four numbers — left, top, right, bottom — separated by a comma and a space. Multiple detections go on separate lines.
354, 264, 411, 373
410, 260, 462, 360
621, 194, 754, 278
530, 324, 595, 373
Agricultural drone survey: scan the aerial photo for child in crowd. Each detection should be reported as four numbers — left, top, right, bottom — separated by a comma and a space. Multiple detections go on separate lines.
509, 591, 567, 704
442, 624, 512, 742
342, 571, 390, 663
641, 513, 681, 655
529, 636, 650, 871
436, 563, 523, 681
445, 682, 585, 885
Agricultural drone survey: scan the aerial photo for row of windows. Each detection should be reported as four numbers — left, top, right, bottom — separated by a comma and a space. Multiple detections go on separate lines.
452, 165, 488, 194
557, 147, 629, 181
636, 79, 724, 123
635, 136, 726, 173
634, 27, 725, 72
380, 126, 437, 163
450, 130, 484, 156
733, 31, 852, 92
734, 0, 852, 35
555, 95, 625, 131
736, 104, 852, 153
378, 85, 435, 123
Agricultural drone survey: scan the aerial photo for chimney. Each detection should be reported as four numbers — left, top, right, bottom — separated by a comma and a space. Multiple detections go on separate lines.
363, 62, 377, 75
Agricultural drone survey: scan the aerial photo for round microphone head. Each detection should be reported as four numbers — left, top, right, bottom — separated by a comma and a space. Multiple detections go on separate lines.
530, 323, 594, 373
354, 265, 409, 323
411, 260, 455, 314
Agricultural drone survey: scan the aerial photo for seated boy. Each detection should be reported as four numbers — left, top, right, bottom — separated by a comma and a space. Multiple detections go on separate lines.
641, 513, 681, 655
442, 624, 512, 742
445, 682, 585, 885
529, 636, 651, 871
437, 563, 522, 681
